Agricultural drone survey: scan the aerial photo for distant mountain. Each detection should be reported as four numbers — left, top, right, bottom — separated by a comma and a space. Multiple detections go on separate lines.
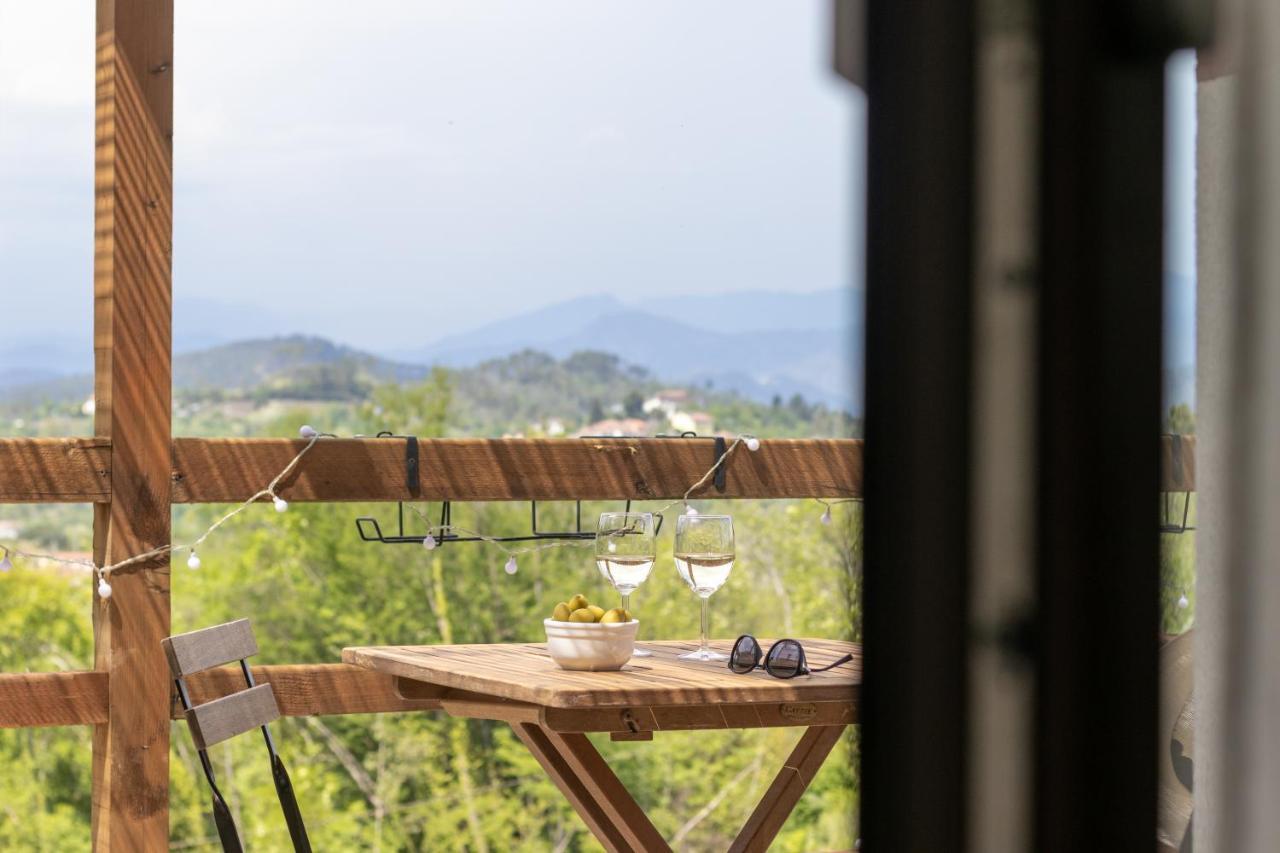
394, 291, 861, 411
0, 336, 430, 407
174, 336, 430, 397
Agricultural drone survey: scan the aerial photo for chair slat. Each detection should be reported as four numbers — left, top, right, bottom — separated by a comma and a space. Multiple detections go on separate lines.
185, 683, 280, 750
163, 618, 258, 677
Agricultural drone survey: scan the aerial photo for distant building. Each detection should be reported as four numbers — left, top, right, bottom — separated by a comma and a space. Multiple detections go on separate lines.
667, 410, 714, 434
572, 418, 649, 437
642, 388, 690, 417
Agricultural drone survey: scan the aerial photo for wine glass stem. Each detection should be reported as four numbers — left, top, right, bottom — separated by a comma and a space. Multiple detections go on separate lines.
621, 592, 631, 612
700, 597, 710, 655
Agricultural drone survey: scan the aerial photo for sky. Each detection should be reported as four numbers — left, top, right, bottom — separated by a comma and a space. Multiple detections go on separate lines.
0, 3, 1192, 368
0, 1, 859, 357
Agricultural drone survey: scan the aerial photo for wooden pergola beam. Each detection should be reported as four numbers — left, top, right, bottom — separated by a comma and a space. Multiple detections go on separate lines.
170, 437, 863, 502
91, 1, 174, 848
0, 434, 1199, 504
0, 665, 444, 729
0, 437, 866, 503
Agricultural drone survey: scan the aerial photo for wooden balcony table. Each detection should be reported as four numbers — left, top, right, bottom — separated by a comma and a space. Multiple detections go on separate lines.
343, 638, 859, 852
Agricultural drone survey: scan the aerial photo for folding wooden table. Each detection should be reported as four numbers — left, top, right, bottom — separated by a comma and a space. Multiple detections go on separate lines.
343, 638, 859, 852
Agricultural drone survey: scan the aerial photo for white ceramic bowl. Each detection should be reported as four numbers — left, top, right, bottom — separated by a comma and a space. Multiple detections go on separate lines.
544, 618, 639, 671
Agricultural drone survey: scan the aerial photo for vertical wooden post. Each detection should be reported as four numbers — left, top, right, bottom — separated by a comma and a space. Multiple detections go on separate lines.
92, 0, 174, 848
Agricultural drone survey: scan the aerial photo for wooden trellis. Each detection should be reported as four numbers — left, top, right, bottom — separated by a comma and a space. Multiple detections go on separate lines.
0, 3, 1194, 849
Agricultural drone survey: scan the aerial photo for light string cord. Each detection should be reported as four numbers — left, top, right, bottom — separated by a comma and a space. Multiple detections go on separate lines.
0, 428, 333, 597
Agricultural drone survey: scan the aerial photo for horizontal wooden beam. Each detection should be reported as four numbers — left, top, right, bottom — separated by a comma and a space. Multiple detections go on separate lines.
179, 663, 445, 716
0, 665, 442, 728
0, 671, 110, 727
0, 438, 111, 503
0, 435, 1200, 505
170, 437, 862, 503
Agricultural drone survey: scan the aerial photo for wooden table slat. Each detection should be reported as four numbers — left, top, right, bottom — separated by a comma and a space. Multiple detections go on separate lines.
343, 639, 859, 709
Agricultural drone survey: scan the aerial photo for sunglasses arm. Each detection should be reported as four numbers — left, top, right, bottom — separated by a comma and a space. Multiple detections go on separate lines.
806, 653, 855, 674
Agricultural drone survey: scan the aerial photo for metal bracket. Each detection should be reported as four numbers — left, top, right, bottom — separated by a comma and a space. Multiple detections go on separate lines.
356, 499, 663, 546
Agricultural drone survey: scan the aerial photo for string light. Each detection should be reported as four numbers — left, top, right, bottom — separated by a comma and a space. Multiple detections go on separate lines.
422, 534, 437, 550
299, 425, 318, 439
0, 549, 11, 572
1178, 594, 1189, 609
0, 430, 329, 589
745, 436, 760, 452
814, 497, 862, 527
684, 505, 699, 517
504, 556, 519, 575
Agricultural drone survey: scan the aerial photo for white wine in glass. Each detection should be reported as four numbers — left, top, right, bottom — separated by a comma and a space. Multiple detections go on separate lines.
595, 511, 656, 657
674, 514, 734, 662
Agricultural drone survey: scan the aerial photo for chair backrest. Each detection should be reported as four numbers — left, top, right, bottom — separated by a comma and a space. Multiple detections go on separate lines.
163, 619, 281, 749
163, 619, 311, 853
163, 618, 259, 677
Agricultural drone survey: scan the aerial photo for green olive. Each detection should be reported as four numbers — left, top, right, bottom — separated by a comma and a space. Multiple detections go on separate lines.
552, 602, 572, 621
569, 608, 597, 623
567, 594, 590, 611
586, 605, 605, 620
600, 608, 628, 624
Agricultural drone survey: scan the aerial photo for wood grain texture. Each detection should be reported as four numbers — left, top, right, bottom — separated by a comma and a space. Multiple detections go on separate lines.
345, 639, 860, 709
171, 437, 863, 503
728, 725, 847, 853
0, 435, 1199, 503
0, 672, 110, 727
0, 666, 445, 728
179, 664, 447, 717
91, 0, 175, 848
162, 618, 258, 677
0, 439, 111, 502
541, 728, 672, 852
1159, 434, 1196, 492
511, 722, 635, 853
183, 683, 279, 749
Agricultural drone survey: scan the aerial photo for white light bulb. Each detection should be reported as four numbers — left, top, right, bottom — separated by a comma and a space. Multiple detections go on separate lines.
745, 436, 760, 452
504, 555, 518, 575
423, 534, 437, 550
187, 551, 201, 570
685, 505, 699, 517
1177, 594, 1189, 609
299, 424, 318, 438
0, 552, 11, 572
98, 578, 113, 599
273, 496, 289, 513
821, 506, 833, 526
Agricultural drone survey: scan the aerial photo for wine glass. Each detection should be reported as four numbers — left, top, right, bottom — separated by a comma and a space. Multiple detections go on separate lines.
673, 514, 735, 662
595, 512, 656, 657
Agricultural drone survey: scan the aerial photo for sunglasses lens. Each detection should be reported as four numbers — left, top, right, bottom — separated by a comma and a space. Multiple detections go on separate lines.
730, 637, 759, 673
766, 641, 804, 678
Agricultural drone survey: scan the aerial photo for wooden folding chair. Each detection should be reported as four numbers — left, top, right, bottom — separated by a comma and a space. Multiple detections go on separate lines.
163, 619, 312, 852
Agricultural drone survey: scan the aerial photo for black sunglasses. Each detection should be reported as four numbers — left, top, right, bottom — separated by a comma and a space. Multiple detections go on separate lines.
728, 635, 854, 679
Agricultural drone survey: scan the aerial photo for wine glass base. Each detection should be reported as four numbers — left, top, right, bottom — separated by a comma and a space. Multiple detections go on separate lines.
631, 647, 653, 658
678, 649, 729, 662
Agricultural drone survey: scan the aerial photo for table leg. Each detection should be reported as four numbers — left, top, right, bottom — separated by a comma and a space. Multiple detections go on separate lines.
728, 725, 848, 853
511, 722, 672, 853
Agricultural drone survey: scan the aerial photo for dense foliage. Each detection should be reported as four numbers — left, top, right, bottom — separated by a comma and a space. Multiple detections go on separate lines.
0, 365, 861, 851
